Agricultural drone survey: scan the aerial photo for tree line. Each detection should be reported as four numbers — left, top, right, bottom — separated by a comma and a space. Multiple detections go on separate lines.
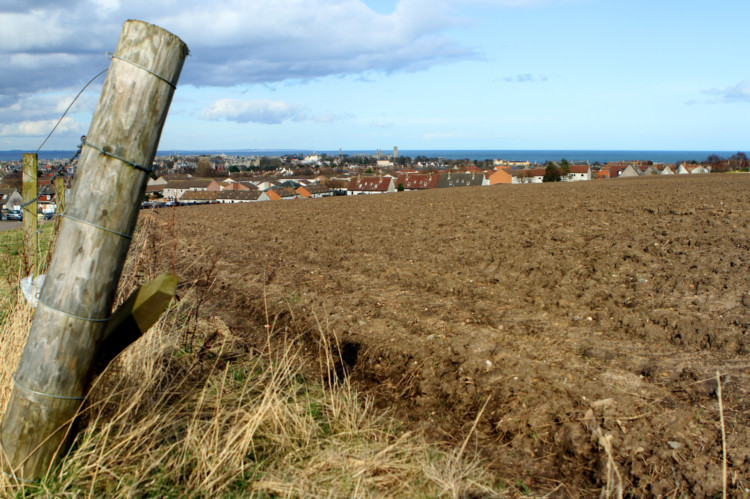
705, 152, 748, 173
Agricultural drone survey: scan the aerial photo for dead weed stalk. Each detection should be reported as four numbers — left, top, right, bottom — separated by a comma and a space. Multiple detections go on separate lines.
583, 405, 624, 499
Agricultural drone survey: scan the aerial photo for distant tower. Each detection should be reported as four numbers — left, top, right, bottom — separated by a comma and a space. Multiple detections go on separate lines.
393, 146, 398, 159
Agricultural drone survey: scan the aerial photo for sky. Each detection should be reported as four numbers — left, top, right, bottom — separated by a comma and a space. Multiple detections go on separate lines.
0, 0, 748, 152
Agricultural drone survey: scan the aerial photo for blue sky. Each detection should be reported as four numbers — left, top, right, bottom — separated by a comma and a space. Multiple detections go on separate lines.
0, 0, 747, 152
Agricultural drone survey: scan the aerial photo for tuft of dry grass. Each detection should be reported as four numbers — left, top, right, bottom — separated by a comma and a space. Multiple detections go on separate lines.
0, 212, 502, 498
0, 224, 42, 416
0, 290, 32, 417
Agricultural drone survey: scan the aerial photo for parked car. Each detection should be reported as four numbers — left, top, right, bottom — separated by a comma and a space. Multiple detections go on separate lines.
3, 210, 22, 221
43, 212, 56, 220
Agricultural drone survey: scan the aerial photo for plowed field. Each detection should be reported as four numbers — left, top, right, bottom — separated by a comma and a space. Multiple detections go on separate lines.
148, 174, 750, 496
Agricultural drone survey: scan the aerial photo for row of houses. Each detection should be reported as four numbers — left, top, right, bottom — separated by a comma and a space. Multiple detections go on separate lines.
489, 165, 592, 184
489, 162, 711, 183
0, 186, 65, 213
148, 176, 340, 204
349, 171, 489, 193
148, 171, 492, 202
178, 184, 337, 203
146, 161, 715, 204
602, 163, 710, 177
0, 160, 718, 213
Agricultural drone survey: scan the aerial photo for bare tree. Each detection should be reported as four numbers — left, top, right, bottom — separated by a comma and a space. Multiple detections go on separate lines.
197, 157, 215, 177
323, 178, 347, 189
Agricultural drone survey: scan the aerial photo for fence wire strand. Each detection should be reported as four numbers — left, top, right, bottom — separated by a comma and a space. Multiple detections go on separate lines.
35, 68, 107, 154
15, 66, 108, 211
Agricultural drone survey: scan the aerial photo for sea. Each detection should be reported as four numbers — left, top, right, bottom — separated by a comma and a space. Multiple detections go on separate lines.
0, 149, 740, 165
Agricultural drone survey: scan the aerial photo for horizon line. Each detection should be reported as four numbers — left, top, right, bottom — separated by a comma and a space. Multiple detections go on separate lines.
1, 148, 745, 154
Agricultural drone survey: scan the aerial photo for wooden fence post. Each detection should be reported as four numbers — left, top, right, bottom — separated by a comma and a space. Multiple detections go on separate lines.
54, 177, 66, 216
0, 20, 187, 480
22, 153, 38, 274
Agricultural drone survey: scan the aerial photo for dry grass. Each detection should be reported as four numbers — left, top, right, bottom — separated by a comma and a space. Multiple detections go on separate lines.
0, 226, 37, 417
0, 213, 502, 498
0, 291, 32, 417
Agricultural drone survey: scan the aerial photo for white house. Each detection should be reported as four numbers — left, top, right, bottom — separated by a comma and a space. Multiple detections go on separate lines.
162, 179, 221, 200
301, 154, 320, 165
660, 166, 675, 175
0, 188, 23, 210
254, 180, 279, 191
565, 165, 592, 182
689, 165, 710, 174
619, 165, 641, 177
217, 191, 269, 203
511, 168, 545, 184
347, 176, 397, 194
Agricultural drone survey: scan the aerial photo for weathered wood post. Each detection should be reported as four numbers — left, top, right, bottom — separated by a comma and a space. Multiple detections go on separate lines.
22, 153, 38, 274
0, 20, 187, 480
54, 176, 66, 216
53, 176, 66, 238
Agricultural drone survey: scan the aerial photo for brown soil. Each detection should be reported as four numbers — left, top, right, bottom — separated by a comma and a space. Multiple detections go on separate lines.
148, 174, 750, 496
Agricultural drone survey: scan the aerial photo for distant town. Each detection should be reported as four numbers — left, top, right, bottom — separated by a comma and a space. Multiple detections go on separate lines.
1, 148, 748, 215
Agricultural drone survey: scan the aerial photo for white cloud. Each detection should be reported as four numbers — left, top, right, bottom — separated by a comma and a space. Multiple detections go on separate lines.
0, 0, 475, 100
462, 0, 580, 6
0, 0, 76, 13
0, 91, 97, 124
201, 99, 308, 124
503, 73, 549, 83
0, 0, 543, 145
200, 99, 352, 124
0, 116, 80, 137
168, 0, 472, 86
89, 0, 120, 14
704, 80, 750, 103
